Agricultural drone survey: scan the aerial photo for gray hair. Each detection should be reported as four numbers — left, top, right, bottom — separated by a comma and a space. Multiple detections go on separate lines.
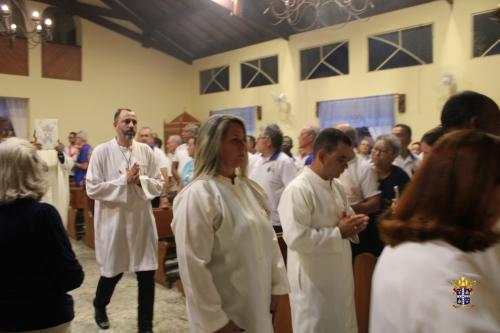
260, 123, 283, 151
139, 126, 153, 133
77, 131, 88, 141
168, 134, 182, 145
0, 137, 48, 204
335, 123, 356, 145
375, 134, 401, 156
308, 126, 321, 140
184, 124, 199, 137
194, 115, 248, 179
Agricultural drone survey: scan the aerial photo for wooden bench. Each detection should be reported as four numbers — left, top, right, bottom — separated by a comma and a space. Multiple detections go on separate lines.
82, 193, 95, 249
153, 208, 178, 289
67, 186, 86, 239
354, 253, 377, 333
274, 232, 293, 333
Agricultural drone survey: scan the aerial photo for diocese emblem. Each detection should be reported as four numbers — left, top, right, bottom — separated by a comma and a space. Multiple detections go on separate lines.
450, 276, 477, 308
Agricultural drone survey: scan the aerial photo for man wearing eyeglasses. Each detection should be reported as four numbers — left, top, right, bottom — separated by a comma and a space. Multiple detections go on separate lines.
249, 123, 297, 232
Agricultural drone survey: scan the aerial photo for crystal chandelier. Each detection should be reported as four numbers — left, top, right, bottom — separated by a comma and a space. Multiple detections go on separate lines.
0, 0, 53, 47
265, 0, 374, 31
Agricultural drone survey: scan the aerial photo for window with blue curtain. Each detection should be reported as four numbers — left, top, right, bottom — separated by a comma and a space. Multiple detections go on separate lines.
209, 106, 257, 135
318, 94, 396, 142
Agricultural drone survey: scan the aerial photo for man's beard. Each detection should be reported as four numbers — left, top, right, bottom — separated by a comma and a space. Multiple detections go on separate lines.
123, 129, 136, 140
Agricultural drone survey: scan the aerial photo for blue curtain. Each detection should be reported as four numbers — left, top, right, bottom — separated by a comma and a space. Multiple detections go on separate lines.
0, 98, 8, 117
210, 106, 257, 135
318, 94, 395, 139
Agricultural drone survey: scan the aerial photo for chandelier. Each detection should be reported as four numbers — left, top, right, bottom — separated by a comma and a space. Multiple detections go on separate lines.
0, 0, 53, 47
264, 0, 374, 31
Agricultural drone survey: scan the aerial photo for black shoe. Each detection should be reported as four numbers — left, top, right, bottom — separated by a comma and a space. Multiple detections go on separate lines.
138, 330, 153, 333
94, 306, 110, 330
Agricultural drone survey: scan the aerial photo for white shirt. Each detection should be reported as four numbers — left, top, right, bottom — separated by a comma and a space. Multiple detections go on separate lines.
174, 143, 192, 177
393, 153, 421, 178
371, 241, 500, 333
172, 176, 289, 333
153, 146, 172, 177
338, 155, 381, 205
249, 151, 297, 225
247, 152, 258, 175
86, 139, 163, 277
278, 167, 358, 333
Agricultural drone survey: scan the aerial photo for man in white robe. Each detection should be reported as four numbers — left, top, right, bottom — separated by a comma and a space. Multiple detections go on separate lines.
86, 108, 162, 333
38, 143, 73, 228
278, 128, 369, 333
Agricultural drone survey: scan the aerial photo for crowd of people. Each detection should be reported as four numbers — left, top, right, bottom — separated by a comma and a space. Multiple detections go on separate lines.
0, 90, 499, 333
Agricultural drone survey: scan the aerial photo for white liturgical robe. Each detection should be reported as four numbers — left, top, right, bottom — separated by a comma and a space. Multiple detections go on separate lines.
278, 167, 358, 333
86, 139, 162, 277
370, 241, 500, 333
38, 150, 73, 228
172, 176, 289, 333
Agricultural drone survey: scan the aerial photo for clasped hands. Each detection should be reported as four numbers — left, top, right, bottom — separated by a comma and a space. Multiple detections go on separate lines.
338, 211, 369, 239
127, 162, 141, 185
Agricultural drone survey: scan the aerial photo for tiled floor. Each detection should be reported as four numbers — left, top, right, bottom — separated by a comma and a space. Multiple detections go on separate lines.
70, 240, 189, 333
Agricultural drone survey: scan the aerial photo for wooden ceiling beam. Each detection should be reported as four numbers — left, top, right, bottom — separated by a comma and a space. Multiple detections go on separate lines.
100, 0, 193, 61
77, 10, 193, 63
33, 0, 193, 62
32, 0, 132, 20
229, 0, 291, 40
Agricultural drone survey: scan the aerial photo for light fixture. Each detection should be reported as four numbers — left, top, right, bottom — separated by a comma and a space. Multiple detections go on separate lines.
264, 0, 374, 31
0, 1, 53, 47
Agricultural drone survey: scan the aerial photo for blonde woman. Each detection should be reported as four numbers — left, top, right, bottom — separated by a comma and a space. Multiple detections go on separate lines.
0, 137, 84, 333
173, 115, 289, 333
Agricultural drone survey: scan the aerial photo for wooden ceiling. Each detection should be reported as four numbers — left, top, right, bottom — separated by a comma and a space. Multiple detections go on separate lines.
32, 0, 437, 64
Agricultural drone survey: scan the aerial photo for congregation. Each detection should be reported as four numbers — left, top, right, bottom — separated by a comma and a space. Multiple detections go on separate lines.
0, 90, 499, 333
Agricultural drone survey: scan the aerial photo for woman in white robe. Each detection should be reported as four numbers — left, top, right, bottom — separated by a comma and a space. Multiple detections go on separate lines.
173, 115, 289, 333
370, 130, 500, 333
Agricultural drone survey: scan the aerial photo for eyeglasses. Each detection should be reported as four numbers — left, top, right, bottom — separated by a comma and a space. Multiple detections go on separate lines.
372, 148, 392, 155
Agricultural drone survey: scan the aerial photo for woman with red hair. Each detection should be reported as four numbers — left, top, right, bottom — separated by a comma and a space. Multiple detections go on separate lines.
370, 130, 500, 333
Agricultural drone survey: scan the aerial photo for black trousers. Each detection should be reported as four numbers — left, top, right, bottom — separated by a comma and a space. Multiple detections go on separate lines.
94, 270, 155, 330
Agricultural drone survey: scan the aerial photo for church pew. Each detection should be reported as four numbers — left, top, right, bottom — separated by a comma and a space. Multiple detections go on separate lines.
66, 208, 77, 239
354, 253, 377, 333
153, 208, 178, 288
82, 191, 95, 249
67, 186, 86, 239
274, 232, 293, 333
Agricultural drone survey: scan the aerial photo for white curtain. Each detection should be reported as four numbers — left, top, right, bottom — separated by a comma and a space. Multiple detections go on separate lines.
210, 106, 257, 135
0, 97, 29, 139
318, 94, 395, 141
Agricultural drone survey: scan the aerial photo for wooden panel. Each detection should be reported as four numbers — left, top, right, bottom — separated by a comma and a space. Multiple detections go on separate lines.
163, 112, 201, 147
42, 42, 82, 81
0, 36, 28, 76
153, 208, 174, 239
354, 253, 377, 333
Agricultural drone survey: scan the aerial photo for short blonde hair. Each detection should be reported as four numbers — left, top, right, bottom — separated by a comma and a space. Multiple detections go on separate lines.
0, 137, 48, 204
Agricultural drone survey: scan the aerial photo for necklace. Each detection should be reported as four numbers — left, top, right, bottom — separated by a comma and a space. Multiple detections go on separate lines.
118, 144, 133, 170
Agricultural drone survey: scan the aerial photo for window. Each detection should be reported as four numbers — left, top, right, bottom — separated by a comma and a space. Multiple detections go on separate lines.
301, 41, 349, 80
200, 66, 229, 94
318, 94, 398, 140
368, 25, 432, 71
241, 56, 278, 88
473, 10, 500, 57
43, 7, 78, 46
209, 106, 258, 134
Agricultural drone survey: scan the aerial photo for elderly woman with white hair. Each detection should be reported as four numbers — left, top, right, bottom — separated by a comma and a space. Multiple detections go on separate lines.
0, 137, 84, 333
172, 115, 289, 333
